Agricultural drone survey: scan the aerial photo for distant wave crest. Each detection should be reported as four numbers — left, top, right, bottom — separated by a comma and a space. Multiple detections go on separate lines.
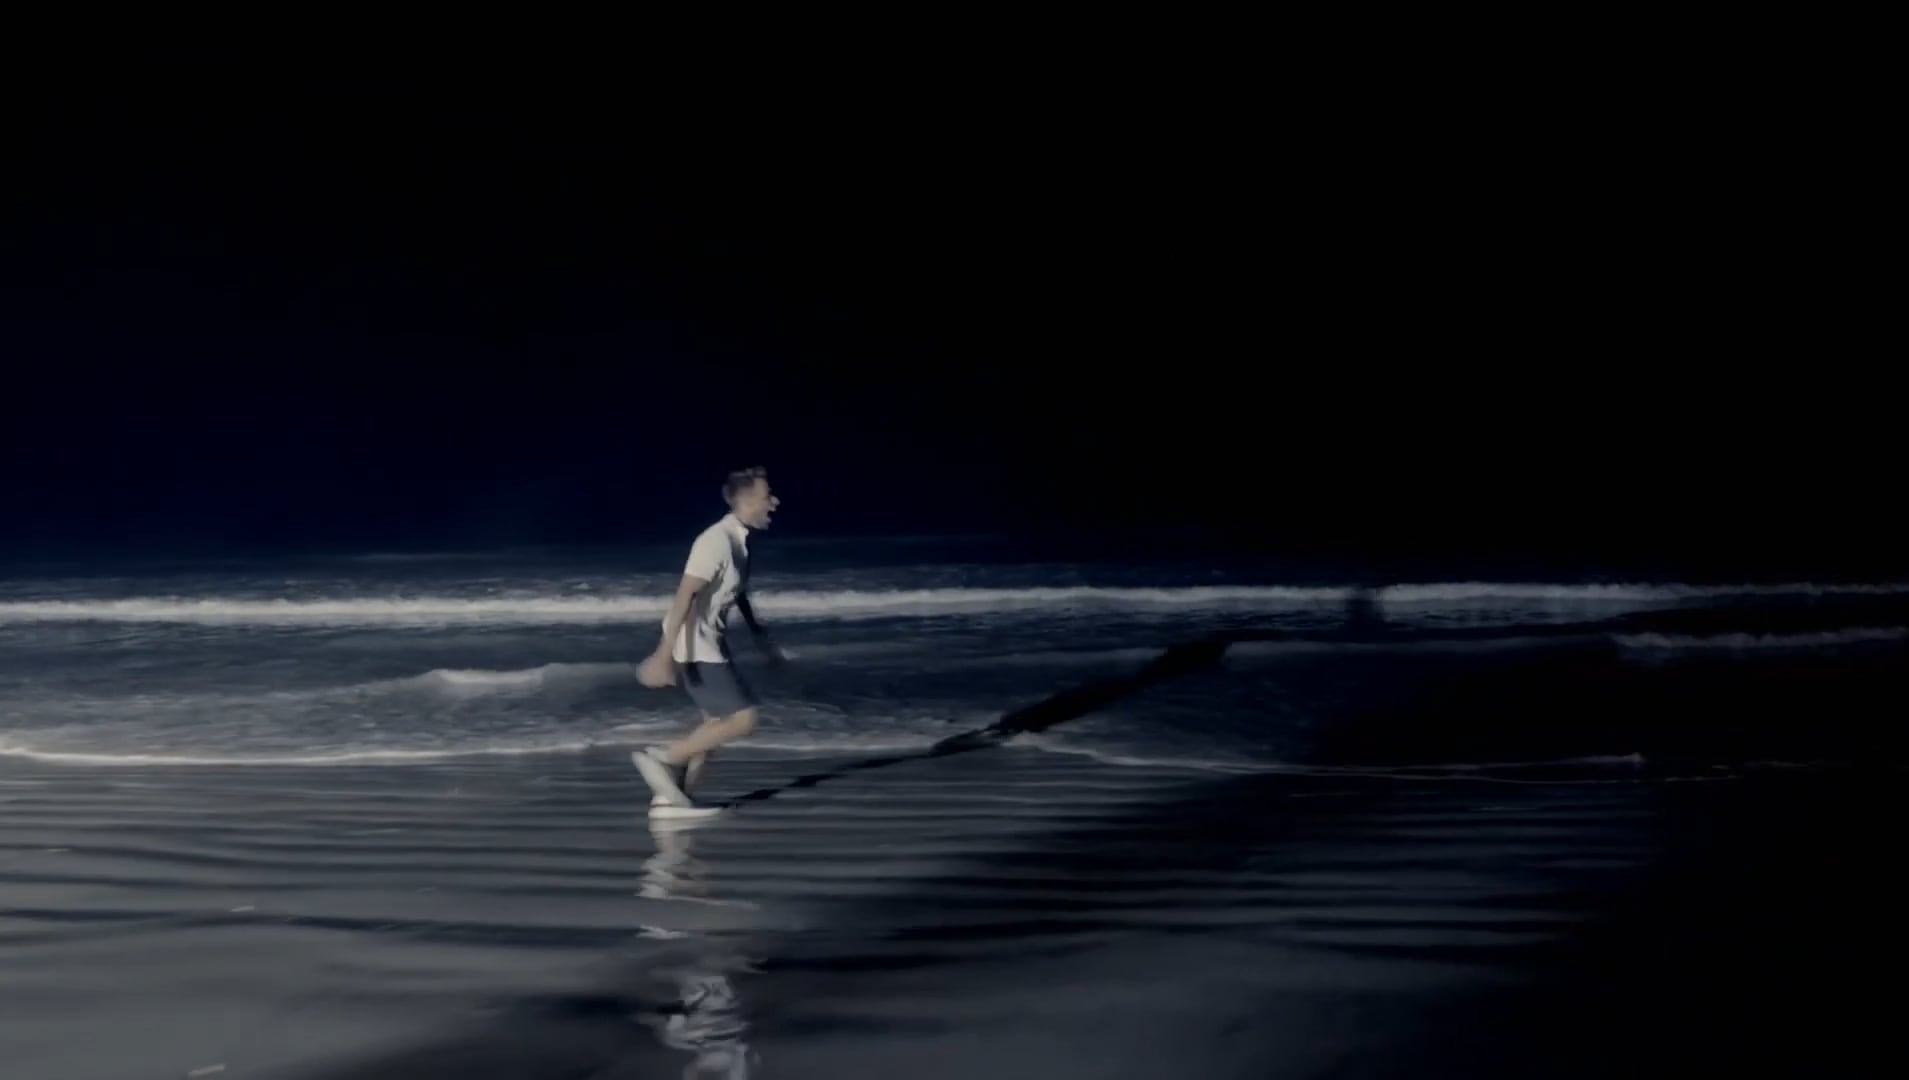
0, 727, 953, 768
2, 581, 1904, 626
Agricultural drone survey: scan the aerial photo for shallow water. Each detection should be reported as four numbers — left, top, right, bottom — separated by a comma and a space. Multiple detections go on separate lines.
3, 547, 1905, 1076
6, 750, 1899, 1079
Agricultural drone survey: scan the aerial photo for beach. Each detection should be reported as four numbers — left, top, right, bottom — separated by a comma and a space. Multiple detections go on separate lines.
7, 749, 1903, 1077
4, 548, 1906, 1077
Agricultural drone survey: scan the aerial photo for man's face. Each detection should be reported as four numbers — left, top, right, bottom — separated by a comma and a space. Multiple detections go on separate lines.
732, 479, 779, 529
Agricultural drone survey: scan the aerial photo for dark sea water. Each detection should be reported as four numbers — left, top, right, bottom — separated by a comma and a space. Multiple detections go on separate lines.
2, 540, 1905, 1077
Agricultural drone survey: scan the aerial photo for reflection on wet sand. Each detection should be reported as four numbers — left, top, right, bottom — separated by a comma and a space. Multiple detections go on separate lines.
638, 816, 757, 1078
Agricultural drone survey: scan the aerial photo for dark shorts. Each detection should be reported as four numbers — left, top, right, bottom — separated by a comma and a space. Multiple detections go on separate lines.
681, 662, 759, 717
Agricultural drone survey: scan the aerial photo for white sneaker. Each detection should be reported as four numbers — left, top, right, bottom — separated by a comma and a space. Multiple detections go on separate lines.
633, 747, 691, 807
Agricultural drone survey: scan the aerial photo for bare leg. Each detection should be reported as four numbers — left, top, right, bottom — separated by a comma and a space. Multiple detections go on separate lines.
662, 707, 757, 768
682, 714, 723, 792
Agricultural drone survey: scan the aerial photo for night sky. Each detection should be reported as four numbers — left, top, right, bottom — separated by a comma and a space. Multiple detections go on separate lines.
2, 64, 1893, 572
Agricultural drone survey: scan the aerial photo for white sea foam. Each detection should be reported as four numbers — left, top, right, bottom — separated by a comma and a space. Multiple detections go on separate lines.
0, 737, 605, 767
0, 714, 964, 768
422, 668, 551, 690
413, 662, 634, 693
734, 735, 945, 755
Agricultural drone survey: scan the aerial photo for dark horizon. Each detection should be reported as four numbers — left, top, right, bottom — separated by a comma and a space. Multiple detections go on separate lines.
4, 67, 1893, 573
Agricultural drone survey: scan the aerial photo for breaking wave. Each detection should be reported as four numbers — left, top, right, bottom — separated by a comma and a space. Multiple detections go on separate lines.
2, 581, 1903, 626
412, 662, 634, 693
0, 737, 606, 767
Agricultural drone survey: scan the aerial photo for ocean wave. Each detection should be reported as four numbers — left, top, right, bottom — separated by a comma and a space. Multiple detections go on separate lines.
1009, 739, 1273, 773
1381, 582, 1909, 603
989, 633, 1604, 668
412, 662, 634, 693
0, 737, 606, 767
0, 589, 1310, 625
734, 735, 945, 754
0, 719, 961, 769
1015, 741, 1672, 782
2, 581, 1903, 626
1615, 627, 1909, 651
1016, 739, 1642, 772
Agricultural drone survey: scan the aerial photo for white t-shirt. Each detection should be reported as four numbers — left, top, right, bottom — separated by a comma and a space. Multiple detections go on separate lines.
664, 513, 750, 664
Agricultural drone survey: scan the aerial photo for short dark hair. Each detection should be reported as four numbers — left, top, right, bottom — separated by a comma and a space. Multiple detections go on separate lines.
722, 466, 769, 503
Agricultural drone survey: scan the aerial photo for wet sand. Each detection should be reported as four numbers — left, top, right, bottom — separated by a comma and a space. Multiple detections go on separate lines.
6, 742, 1900, 1079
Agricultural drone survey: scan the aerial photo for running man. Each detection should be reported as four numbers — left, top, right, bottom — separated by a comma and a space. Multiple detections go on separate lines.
634, 467, 784, 808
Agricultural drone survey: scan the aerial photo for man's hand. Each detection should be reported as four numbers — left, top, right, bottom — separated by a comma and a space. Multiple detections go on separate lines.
751, 627, 789, 666
738, 594, 785, 666
636, 652, 677, 688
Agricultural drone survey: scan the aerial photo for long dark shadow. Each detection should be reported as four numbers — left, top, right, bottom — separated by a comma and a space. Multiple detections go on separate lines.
721, 591, 1909, 809
722, 634, 1232, 807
